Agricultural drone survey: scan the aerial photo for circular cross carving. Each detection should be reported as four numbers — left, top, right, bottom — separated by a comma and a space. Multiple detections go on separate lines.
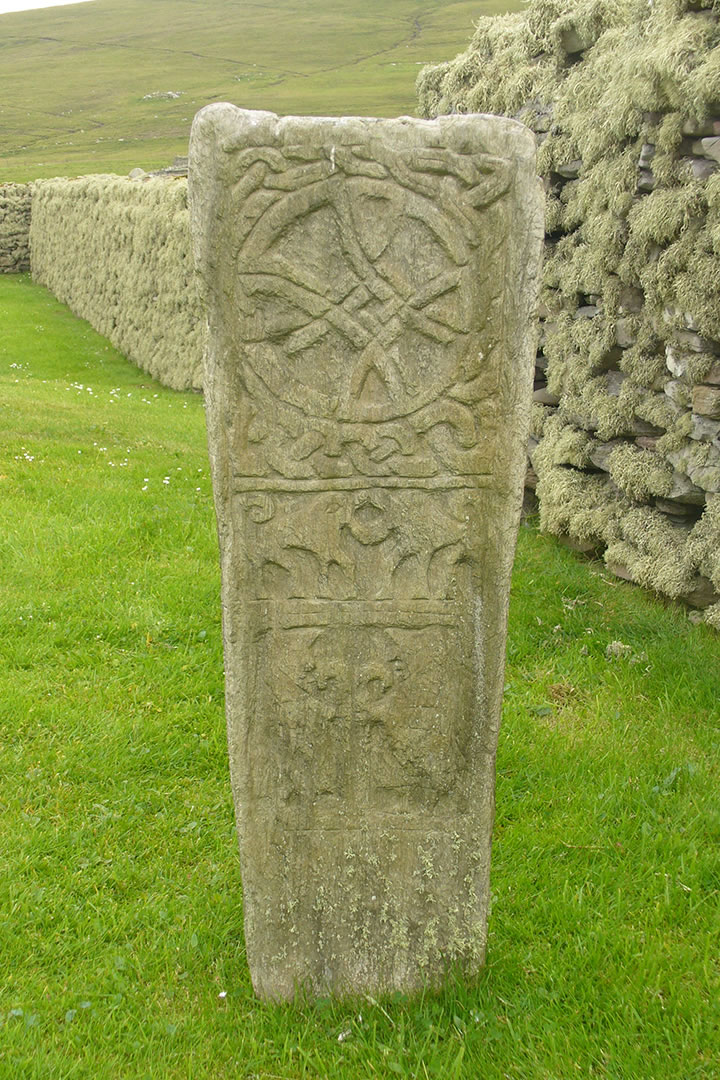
234, 174, 477, 423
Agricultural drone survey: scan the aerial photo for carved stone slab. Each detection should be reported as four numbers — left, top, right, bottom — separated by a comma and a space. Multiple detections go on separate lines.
189, 105, 543, 1000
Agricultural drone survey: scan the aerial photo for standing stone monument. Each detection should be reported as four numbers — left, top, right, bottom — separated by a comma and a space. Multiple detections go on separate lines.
189, 104, 543, 1000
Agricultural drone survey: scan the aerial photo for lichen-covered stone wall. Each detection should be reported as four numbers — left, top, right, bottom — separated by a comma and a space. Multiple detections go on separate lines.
0, 184, 32, 273
30, 175, 203, 391
418, 0, 720, 628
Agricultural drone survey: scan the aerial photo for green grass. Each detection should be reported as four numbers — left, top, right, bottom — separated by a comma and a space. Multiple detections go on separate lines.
1, 274, 719, 1078
0, 0, 522, 182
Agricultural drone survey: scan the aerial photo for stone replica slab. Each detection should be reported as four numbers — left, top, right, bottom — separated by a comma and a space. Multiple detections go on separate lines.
189, 104, 543, 1000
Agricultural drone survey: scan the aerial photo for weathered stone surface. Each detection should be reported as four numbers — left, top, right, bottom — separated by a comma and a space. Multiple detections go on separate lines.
556, 158, 582, 179
679, 576, 719, 609
654, 497, 702, 518
637, 169, 656, 193
693, 136, 720, 163
689, 414, 720, 442
637, 143, 655, 169
665, 472, 706, 505
606, 370, 627, 396
618, 285, 644, 314
606, 561, 636, 584
516, 100, 553, 133
662, 304, 700, 331
675, 329, 720, 354
0, 183, 32, 273
189, 105, 543, 1000
589, 439, 624, 472
665, 378, 692, 408
703, 362, 720, 386
693, 385, 720, 420
668, 444, 720, 493
684, 155, 720, 181
665, 344, 690, 378
681, 116, 720, 137
533, 386, 560, 406
615, 317, 637, 348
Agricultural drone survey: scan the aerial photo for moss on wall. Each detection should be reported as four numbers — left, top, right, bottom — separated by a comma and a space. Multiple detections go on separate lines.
0, 184, 32, 273
30, 175, 203, 391
418, 0, 720, 624
607, 443, 674, 501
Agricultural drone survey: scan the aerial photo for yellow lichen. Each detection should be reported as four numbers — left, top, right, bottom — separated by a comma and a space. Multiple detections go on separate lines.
30, 175, 204, 391
418, 0, 720, 624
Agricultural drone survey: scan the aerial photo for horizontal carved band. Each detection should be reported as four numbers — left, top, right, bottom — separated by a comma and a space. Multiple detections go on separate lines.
231, 474, 492, 492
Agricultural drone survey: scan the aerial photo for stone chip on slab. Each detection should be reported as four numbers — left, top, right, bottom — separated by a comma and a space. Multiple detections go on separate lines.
693, 385, 720, 420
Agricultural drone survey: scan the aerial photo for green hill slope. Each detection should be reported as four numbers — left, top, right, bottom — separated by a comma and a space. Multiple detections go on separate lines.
0, 0, 521, 181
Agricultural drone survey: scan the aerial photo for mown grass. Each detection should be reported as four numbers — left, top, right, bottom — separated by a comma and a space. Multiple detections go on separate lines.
0, 0, 522, 182
2, 275, 719, 1078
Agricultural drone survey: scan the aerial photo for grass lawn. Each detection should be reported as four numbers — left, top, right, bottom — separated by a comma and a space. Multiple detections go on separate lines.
0, 0, 523, 182
1, 274, 719, 1077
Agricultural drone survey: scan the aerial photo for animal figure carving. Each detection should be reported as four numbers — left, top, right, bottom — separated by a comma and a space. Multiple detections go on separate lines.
239, 489, 474, 600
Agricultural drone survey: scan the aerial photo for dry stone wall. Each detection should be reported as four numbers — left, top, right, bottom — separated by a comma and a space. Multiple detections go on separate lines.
30, 174, 203, 391
0, 184, 32, 273
418, 0, 720, 628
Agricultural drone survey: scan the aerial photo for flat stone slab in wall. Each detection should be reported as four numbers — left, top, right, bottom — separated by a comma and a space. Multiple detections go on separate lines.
0, 183, 32, 273
190, 104, 543, 1000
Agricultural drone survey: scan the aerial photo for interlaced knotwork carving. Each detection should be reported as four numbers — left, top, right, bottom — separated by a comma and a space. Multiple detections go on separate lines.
223, 139, 511, 483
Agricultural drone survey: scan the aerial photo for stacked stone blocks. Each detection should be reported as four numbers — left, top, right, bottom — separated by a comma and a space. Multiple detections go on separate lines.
30, 174, 203, 391
0, 183, 32, 273
418, 0, 720, 627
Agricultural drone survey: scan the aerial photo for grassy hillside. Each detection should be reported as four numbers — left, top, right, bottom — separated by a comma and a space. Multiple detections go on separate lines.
0, 0, 522, 181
